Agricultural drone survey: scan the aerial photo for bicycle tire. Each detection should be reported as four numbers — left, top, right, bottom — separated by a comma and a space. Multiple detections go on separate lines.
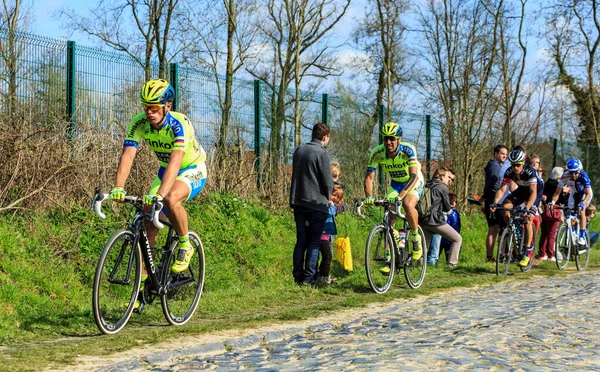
404, 225, 427, 289
365, 225, 395, 294
520, 223, 536, 272
161, 231, 205, 325
92, 228, 141, 335
575, 231, 591, 271
496, 228, 513, 276
555, 224, 570, 270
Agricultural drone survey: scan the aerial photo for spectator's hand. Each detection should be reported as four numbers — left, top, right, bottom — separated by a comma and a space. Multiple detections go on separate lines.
363, 196, 375, 205
109, 187, 126, 203
143, 193, 163, 207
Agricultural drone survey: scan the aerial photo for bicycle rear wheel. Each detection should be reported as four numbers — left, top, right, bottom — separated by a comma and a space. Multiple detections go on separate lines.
92, 228, 141, 335
555, 224, 570, 270
575, 231, 590, 271
161, 231, 205, 325
365, 225, 395, 294
496, 228, 513, 276
404, 225, 427, 289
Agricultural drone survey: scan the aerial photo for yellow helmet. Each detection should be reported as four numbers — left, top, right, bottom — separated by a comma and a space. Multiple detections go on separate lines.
140, 79, 175, 105
381, 122, 402, 138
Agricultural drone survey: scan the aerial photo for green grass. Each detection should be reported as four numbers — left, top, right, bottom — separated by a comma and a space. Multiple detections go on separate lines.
0, 193, 598, 370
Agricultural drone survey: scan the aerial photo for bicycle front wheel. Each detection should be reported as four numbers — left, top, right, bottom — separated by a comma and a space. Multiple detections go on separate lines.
161, 231, 205, 325
365, 225, 395, 294
555, 224, 570, 270
404, 225, 427, 289
575, 231, 590, 271
496, 228, 513, 276
92, 228, 141, 335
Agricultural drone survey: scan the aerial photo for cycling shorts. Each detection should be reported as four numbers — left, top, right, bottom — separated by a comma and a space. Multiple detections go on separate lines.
148, 163, 207, 201
386, 176, 424, 201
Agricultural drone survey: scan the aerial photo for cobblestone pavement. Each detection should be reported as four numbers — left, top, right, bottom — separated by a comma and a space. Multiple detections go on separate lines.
99, 272, 600, 371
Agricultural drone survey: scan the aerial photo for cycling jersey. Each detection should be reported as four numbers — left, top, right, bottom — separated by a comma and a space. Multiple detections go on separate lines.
124, 111, 206, 169
558, 171, 593, 208
502, 165, 538, 203
366, 142, 424, 197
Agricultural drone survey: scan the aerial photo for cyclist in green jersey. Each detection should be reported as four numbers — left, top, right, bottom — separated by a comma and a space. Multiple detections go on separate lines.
363, 122, 425, 264
110, 79, 207, 283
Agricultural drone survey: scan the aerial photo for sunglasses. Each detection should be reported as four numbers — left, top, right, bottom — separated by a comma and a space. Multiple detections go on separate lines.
142, 103, 165, 112
511, 162, 524, 166
383, 136, 398, 142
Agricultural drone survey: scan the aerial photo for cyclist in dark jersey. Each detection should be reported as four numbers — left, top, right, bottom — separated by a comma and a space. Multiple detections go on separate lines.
490, 149, 538, 267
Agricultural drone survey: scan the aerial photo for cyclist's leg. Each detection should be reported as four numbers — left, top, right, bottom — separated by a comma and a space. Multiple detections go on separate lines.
403, 180, 424, 260
165, 165, 207, 273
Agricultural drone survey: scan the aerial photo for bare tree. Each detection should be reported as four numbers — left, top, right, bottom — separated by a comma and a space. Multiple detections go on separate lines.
246, 0, 350, 174
183, 0, 261, 153
60, 0, 185, 79
417, 0, 505, 203
352, 0, 410, 152
0, 0, 31, 120
546, 0, 600, 148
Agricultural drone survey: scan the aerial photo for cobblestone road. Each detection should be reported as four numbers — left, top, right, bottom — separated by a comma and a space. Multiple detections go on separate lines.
99, 272, 600, 371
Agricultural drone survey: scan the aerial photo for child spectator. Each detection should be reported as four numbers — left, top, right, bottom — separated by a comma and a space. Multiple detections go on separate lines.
318, 184, 346, 284
586, 204, 598, 247
441, 193, 461, 263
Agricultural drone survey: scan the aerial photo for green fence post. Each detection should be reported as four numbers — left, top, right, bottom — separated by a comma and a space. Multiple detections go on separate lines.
66, 41, 76, 139
378, 104, 385, 190
552, 137, 558, 168
254, 80, 262, 190
321, 93, 329, 125
169, 63, 179, 111
426, 114, 431, 180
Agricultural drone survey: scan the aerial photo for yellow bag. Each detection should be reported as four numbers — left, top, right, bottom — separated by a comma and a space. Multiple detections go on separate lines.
335, 236, 353, 272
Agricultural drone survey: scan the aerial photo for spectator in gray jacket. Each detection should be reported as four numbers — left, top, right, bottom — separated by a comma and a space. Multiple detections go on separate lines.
289, 123, 332, 286
419, 167, 462, 266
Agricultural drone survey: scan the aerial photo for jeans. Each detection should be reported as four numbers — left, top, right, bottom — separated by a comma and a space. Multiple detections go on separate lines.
292, 206, 328, 284
427, 234, 441, 265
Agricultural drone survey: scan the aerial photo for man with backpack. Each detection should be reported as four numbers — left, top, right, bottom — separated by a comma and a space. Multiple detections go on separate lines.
418, 167, 463, 267
363, 122, 425, 274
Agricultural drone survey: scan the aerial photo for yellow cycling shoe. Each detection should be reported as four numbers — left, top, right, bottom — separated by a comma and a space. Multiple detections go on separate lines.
411, 236, 423, 261
380, 265, 391, 276
171, 245, 194, 273
519, 255, 530, 267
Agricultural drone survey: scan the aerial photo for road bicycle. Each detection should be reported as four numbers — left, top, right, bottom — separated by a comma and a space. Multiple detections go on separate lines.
355, 198, 427, 294
495, 206, 536, 276
553, 206, 590, 271
90, 187, 205, 335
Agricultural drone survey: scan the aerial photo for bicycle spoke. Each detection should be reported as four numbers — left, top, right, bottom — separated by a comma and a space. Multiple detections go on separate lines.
575, 231, 591, 271
404, 226, 427, 288
555, 224, 570, 270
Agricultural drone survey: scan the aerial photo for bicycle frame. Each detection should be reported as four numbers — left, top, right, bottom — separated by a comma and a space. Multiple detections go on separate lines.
92, 188, 174, 297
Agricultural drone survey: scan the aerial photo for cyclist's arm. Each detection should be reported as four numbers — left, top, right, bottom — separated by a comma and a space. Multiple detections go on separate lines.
364, 170, 375, 198
157, 149, 185, 197
582, 187, 592, 206
114, 146, 137, 188
397, 165, 418, 200
492, 182, 508, 204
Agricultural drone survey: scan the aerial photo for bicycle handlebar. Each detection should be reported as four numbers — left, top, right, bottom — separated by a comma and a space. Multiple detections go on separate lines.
354, 198, 406, 219
91, 188, 165, 229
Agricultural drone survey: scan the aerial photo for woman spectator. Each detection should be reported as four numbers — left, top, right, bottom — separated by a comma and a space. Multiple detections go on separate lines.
419, 167, 462, 267
537, 166, 565, 261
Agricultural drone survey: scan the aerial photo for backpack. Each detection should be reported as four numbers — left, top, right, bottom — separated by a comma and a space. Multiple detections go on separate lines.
416, 185, 433, 218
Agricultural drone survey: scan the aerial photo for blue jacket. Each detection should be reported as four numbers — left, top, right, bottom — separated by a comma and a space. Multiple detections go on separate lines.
323, 204, 338, 235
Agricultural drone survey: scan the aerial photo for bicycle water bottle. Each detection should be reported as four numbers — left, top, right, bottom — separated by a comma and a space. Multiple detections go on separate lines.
397, 229, 406, 250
